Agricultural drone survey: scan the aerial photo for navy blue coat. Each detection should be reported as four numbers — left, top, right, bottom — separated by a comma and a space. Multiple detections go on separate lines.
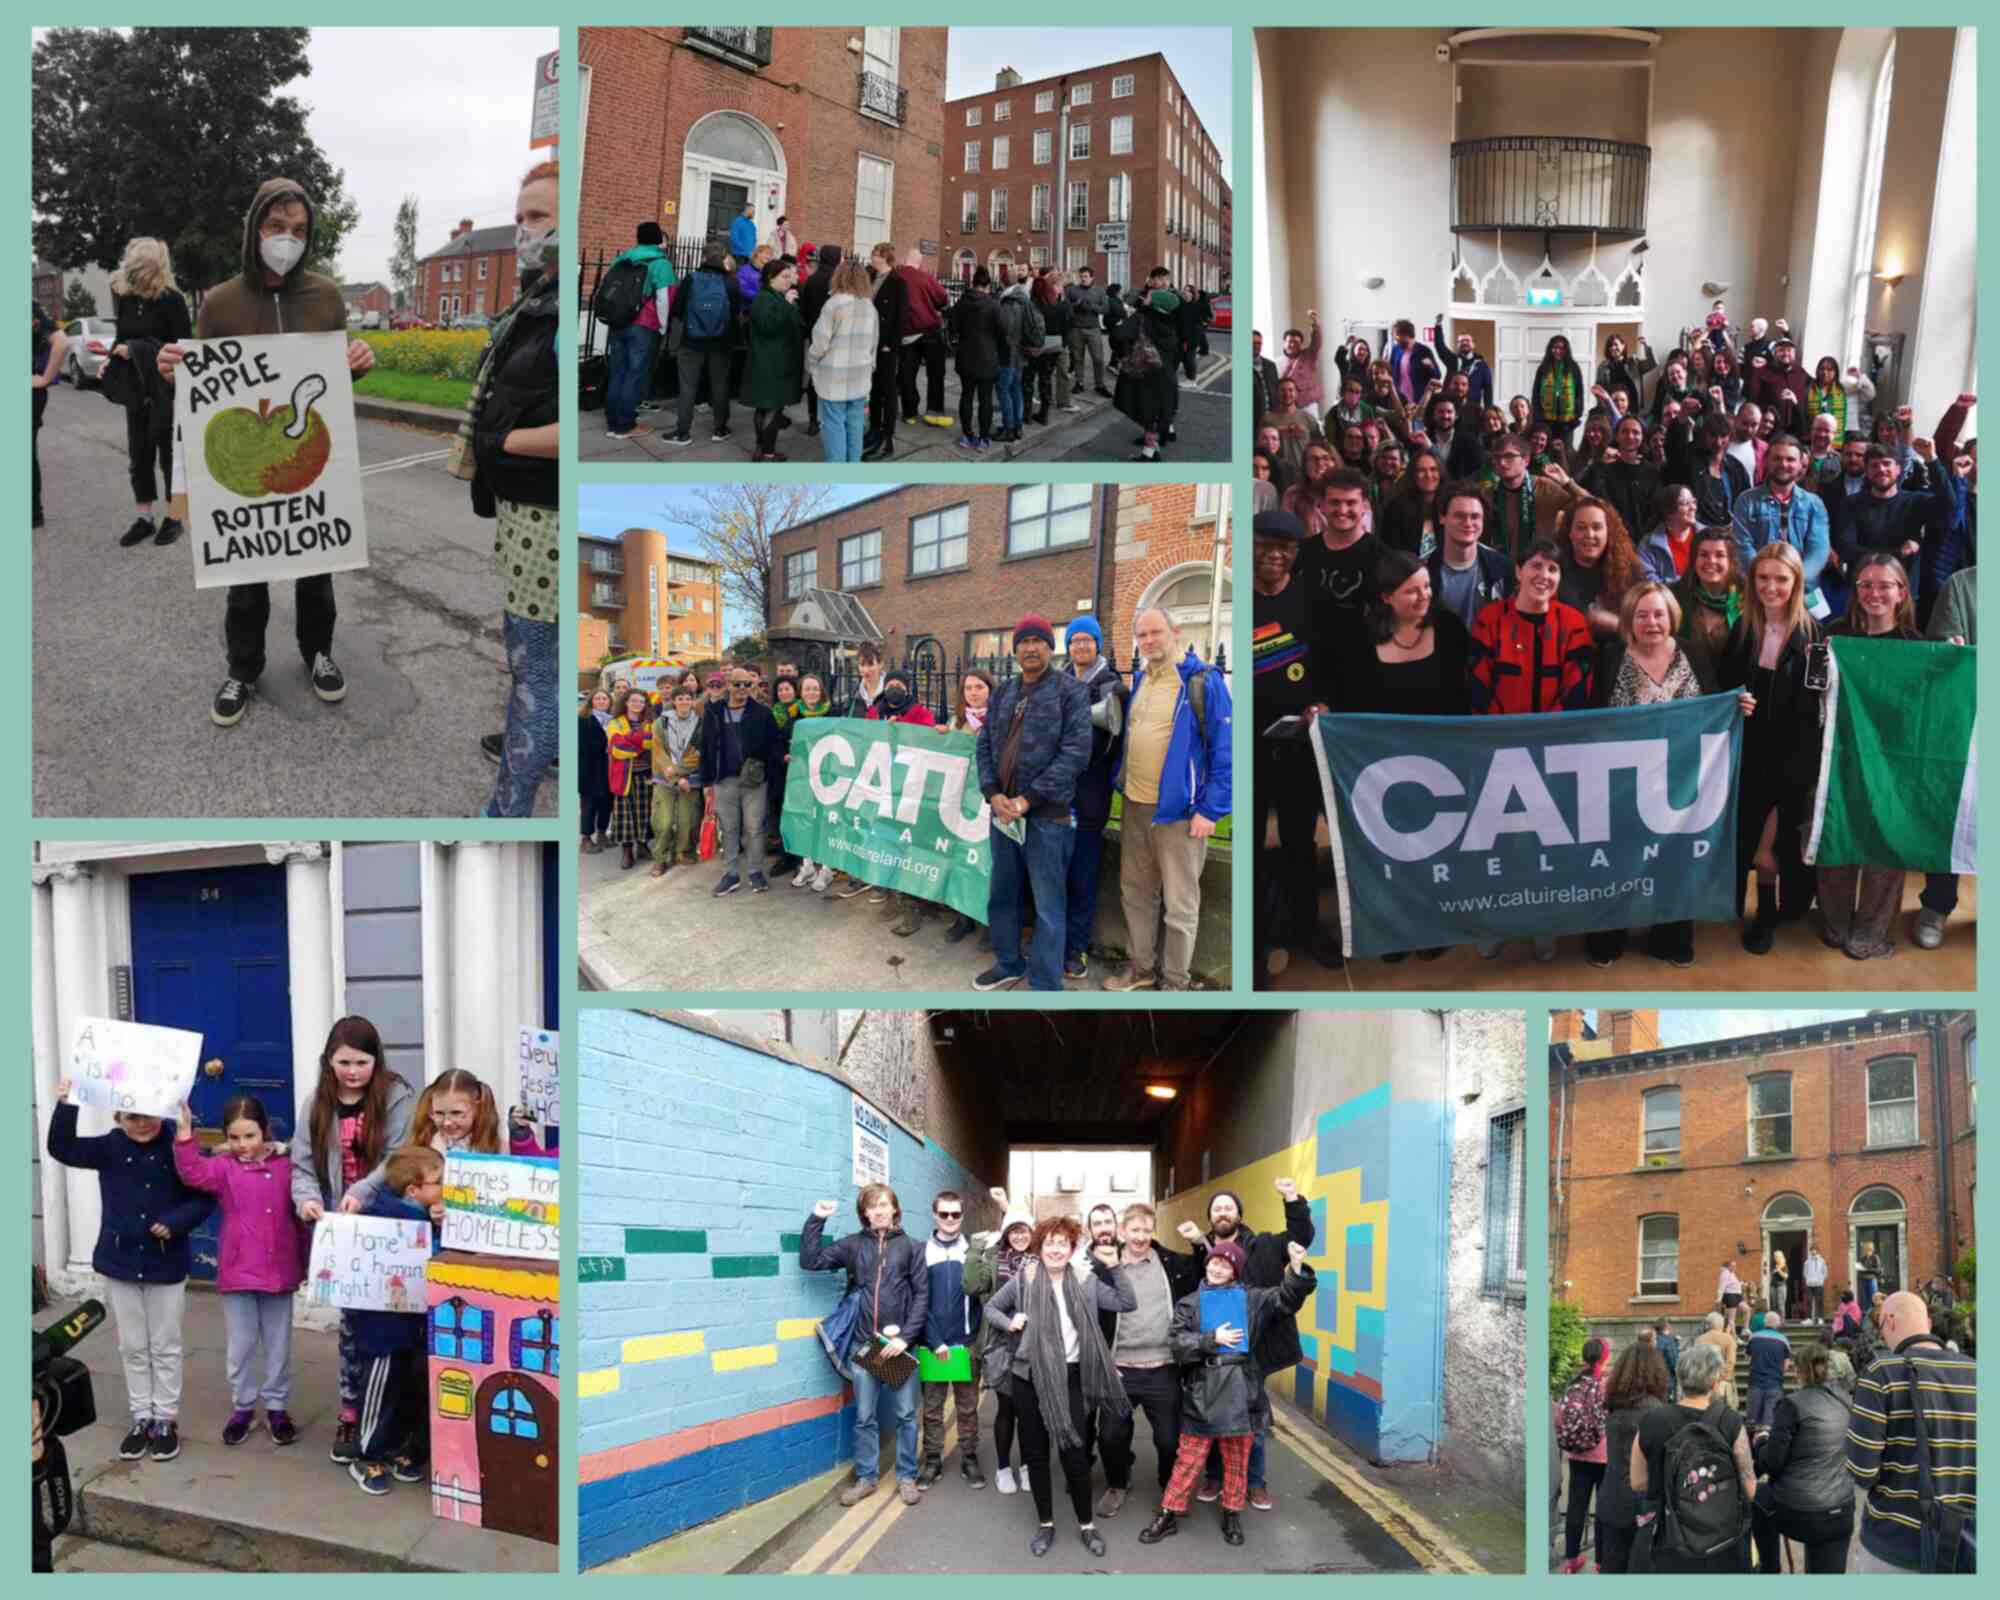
46, 1103, 214, 1284
800, 1214, 929, 1347
349, 1192, 439, 1357
975, 669, 1092, 820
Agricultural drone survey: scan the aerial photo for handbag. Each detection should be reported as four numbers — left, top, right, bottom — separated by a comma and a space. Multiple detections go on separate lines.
698, 808, 718, 861
853, 1337, 918, 1389
1123, 325, 1162, 376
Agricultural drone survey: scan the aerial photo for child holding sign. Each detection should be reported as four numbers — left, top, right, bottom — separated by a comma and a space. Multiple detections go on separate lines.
338, 1068, 544, 1213
172, 1094, 307, 1447
46, 1084, 214, 1464
290, 1017, 415, 1465
349, 1146, 446, 1496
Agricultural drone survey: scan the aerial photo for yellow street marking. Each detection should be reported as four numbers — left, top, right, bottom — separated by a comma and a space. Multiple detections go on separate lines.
578, 1368, 620, 1398
624, 1330, 706, 1363
790, 1411, 959, 1574
1271, 1410, 1488, 1574
711, 1343, 778, 1374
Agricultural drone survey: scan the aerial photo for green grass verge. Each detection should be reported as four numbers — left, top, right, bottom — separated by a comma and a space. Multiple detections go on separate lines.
352, 369, 472, 410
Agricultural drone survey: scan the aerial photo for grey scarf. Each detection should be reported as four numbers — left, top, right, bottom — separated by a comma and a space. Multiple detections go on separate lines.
1018, 1258, 1129, 1451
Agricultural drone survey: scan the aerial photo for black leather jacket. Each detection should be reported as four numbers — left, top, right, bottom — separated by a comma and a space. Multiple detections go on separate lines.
472, 272, 558, 509
1756, 1382, 1854, 1514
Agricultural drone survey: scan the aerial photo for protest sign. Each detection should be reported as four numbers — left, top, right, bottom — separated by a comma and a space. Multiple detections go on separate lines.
441, 1150, 559, 1262
1311, 694, 1742, 957
308, 1213, 432, 1312
66, 1018, 202, 1119
852, 1094, 890, 1187
782, 718, 991, 920
517, 1027, 559, 1126
175, 331, 371, 590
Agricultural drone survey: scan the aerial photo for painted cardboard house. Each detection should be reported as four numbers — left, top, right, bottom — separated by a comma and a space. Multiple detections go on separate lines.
427, 1151, 559, 1545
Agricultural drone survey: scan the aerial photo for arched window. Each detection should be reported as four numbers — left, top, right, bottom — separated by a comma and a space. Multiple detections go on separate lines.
1762, 1192, 1813, 1224
1845, 36, 1896, 369
954, 249, 976, 283
1136, 561, 1233, 664
686, 111, 782, 173
487, 1386, 540, 1440
1851, 1185, 1905, 1216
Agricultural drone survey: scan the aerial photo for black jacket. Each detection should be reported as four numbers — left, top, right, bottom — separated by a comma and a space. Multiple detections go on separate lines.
871, 267, 910, 355
578, 711, 611, 800
1252, 355, 1281, 422
103, 290, 192, 415
1755, 1382, 1854, 1515
472, 272, 559, 510
1829, 477, 1955, 584
1066, 659, 1128, 830
1205, 1197, 1317, 1373
797, 248, 841, 337
951, 291, 1002, 380
800, 1214, 929, 1346
697, 698, 781, 783
46, 1104, 214, 1284
1170, 1266, 1317, 1437
1580, 457, 1664, 541
1716, 620, 1821, 786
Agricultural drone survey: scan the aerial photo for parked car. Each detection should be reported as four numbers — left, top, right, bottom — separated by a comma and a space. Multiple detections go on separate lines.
1211, 293, 1232, 332
61, 317, 118, 387
362, 310, 383, 330
452, 313, 492, 331
389, 311, 429, 330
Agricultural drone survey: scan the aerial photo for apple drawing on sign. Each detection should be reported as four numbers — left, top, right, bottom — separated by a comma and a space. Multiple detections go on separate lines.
204, 373, 332, 497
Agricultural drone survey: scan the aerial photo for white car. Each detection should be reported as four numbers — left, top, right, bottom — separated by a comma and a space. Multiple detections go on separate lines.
61, 317, 118, 387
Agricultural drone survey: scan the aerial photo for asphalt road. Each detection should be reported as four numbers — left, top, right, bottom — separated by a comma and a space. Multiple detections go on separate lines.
1055, 358, 1232, 463
32, 380, 555, 818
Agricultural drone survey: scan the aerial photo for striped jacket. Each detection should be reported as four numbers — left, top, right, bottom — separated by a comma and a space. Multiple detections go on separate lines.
1467, 597, 1595, 715
804, 291, 880, 403
1846, 1336, 1977, 1569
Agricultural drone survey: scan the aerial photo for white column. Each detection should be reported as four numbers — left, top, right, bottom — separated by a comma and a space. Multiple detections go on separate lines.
268, 843, 336, 1134
448, 843, 507, 1100
1907, 28, 1977, 430
47, 863, 109, 1283
30, 871, 69, 1279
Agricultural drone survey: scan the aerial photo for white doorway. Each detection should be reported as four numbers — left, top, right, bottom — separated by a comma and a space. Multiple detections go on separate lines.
680, 110, 786, 250
854, 155, 894, 258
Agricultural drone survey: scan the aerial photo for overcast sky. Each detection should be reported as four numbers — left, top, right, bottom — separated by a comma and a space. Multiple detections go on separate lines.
945, 28, 1232, 169
1585, 1010, 1871, 1048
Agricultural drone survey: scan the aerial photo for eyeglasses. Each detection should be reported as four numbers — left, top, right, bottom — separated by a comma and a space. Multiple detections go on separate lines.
935, 1209, 962, 1219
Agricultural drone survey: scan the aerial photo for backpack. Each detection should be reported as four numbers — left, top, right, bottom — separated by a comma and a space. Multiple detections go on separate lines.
593, 257, 650, 330
1658, 1401, 1750, 1559
1555, 1369, 1607, 1454
685, 272, 730, 342
1020, 296, 1047, 353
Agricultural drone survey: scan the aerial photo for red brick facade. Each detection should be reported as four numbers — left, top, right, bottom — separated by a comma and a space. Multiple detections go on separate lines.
1107, 482, 1233, 667
342, 282, 393, 319
942, 54, 1227, 294
419, 220, 520, 325
766, 484, 1107, 667
1551, 1010, 1976, 1321
578, 27, 947, 268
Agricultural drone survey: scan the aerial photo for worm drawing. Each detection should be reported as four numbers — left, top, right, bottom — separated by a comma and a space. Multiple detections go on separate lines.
283, 372, 329, 439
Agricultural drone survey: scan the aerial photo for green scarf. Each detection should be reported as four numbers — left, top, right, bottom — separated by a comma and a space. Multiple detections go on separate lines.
1537, 364, 1579, 423
1689, 584, 1743, 631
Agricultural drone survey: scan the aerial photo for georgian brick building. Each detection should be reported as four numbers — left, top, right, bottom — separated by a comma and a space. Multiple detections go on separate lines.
1106, 482, 1232, 668
942, 54, 1228, 293
1550, 1009, 1977, 1324
578, 27, 947, 267
419, 220, 520, 325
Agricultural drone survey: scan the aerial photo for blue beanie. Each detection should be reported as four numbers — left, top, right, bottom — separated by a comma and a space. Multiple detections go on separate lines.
1068, 615, 1103, 649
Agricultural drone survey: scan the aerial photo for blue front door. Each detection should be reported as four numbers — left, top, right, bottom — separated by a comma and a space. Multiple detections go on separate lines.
129, 863, 294, 1281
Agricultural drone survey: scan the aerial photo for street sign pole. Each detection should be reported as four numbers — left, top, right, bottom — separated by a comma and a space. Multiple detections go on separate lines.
1054, 80, 1068, 274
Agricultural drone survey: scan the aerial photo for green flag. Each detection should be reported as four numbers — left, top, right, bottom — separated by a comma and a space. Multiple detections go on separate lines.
1806, 636, 1977, 873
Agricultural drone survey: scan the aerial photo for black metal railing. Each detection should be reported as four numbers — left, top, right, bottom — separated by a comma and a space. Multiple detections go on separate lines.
1450, 135, 1650, 237
685, 27, 771, 67
858, 69, 908, 125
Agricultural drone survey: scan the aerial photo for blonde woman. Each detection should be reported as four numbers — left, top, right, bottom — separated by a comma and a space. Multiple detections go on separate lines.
108, 237, 193, 548
804, 258, 878, 463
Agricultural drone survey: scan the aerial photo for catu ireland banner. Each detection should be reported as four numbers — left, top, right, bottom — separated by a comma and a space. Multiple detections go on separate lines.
1310, 694, 1743, 958
782, 718, 991, 920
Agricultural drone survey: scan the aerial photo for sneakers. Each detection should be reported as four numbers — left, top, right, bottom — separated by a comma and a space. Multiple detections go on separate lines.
669, 433, 692, 446
973, 965, 1023, 992
747, 872, 770, 893
149, 1421, 180, 1461
810, 865, 834, 893
994, 1465, 1018, 1495
310, 652, 347, 703
915, 1460, 943, 1490
268, 1410, 298, 1446
329, 1419, 360, 1463
480, 732, 505, 764
119, 515, 155, 547
944, 913, 977, 943
891, 904, 923, 937
1914, 908, 1947, 949
712, 873, 742, 897
1248, 1486, 1274, 1512
835, 876, 872, 900
961, 1455, 987, 1489
211, 676, 253, 726
1196, 1481, 1222, 1504
866, 887, 890, 905
791, 861, 816, 888
154, 517, 184, 547
1097, 1486, 1127, 1518
392, 1455, 427, 1484
957, 436, 979, 454
222, 1408, 255, 1446
1102, 965, 1155, 993
897, 1479, 921, 1506
924, 413, 955, 428
350, 1460, 392, 1496
975, 438, 993, 454
838, 1477, 880, 1508
119, 1421, 151, 1460
1063, 953, 1087, 980
711, 429, 730, 443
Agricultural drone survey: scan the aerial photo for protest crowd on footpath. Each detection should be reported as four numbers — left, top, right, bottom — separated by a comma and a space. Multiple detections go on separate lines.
577, 610, 1231, 993
1251, 304, 1977, 984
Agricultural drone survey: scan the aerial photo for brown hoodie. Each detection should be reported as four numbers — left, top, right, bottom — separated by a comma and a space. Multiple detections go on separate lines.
194, 176, 349, 339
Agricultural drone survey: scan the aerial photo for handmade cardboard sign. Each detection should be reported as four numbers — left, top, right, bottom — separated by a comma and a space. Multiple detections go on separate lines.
66, 1017, 202, 1120
308, 1213, 432, 1312
441, 1150, 559, 1262
174, 331, 371, 590
517, 1027, 559, 1126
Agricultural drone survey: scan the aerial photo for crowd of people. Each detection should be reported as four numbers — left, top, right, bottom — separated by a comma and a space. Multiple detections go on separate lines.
1553, 1271, 1975, 1575
798, 1177, 1318, 1559
595, 213, 1218, 462
1252, 304, 1977, 981
578, 609, 1230, 992
43, 1017, 547, 1495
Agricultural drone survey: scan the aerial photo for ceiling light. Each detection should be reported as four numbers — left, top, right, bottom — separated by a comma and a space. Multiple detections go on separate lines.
1144, 1084, 1178, 1101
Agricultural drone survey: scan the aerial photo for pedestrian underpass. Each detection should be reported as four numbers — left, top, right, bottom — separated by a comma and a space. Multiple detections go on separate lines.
576, 1007, 1516, 1573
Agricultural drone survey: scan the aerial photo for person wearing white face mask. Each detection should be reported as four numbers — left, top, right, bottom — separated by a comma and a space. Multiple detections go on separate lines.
157, 177, 376, 729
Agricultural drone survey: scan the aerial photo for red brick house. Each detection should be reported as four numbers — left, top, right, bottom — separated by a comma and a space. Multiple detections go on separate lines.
342, 281, 394, 320
1550, 1009, 1977, 1326
420, 220, 520, 325
579, 27, 947, 267
942, 54, 1228, 293
1107, 482, 1232, 668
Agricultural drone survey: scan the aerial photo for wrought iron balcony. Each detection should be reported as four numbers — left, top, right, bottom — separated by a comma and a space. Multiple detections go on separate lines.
1451, 136, 1650, 238
686, 27, 772, 68
859, 69, 908, 125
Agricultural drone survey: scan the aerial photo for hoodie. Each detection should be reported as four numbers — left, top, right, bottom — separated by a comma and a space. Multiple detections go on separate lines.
195, 177, 350, 339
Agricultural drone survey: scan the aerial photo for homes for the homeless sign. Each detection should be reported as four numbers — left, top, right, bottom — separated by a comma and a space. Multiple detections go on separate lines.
1310, 694, 1742, 958
309, 1214, 432, 1313
67, 1018, 203, 1119
782, 718, 991, 921
441, 1150, 558, 1263
175, 332, 370, 590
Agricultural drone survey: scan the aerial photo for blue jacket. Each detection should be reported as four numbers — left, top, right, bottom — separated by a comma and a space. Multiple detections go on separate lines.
729, 215, 758, 260
1117, 649, 1233, 826
920, 1232, 982, 1351
1732, 483, 1831, 595
976, 668, 1093, 819
46, 1103, 214, 1284
349, 1192, 440, 1358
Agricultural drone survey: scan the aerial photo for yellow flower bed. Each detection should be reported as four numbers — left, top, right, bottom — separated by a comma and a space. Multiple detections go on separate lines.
357, 328, 490, 381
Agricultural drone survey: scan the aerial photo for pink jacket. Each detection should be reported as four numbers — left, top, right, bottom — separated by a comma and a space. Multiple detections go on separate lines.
172, 1141, 308, 1295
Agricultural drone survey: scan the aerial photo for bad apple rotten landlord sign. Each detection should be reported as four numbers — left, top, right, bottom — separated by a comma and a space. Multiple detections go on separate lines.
174, 331, 371, 589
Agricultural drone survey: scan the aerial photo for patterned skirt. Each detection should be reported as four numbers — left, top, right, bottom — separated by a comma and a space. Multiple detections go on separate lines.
610, 762, 652, 843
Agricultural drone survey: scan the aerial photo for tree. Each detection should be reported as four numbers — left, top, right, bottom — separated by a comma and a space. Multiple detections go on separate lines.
61, 278, 97, 319
664, 484, 836, 629
726, 631, 770, 660
390, 194, 420, 311
33, 28, 357, 299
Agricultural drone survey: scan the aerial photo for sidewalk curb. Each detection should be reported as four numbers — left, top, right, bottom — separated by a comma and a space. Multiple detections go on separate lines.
1270, 1410, 1489, 1574
353, 396, 462, 435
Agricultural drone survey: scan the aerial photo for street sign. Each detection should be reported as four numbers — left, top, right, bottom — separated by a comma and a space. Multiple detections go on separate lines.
1094, 222, 1128, 254
919, 239, 937, 256
530, 51, 559, 149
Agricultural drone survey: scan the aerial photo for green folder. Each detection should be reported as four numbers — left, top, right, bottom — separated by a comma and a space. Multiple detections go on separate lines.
917, 1344, 973, 1382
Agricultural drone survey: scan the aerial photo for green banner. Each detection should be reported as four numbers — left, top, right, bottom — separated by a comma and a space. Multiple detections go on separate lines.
782, 717, 992, 921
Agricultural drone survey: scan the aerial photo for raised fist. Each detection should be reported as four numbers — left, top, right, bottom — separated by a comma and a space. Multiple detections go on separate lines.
1287, 1240, 1310, 1268
1955, 393, 1977, 409
1177, 1220, 1205, 1244
1092, 1243, 1120, 1270
1750, 356, 1767, 369
988, 1186, 1010, 1207
812, 1199, 839, 1219
1913, 436, 1936, 461
1274, 1177, 1298, 1202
